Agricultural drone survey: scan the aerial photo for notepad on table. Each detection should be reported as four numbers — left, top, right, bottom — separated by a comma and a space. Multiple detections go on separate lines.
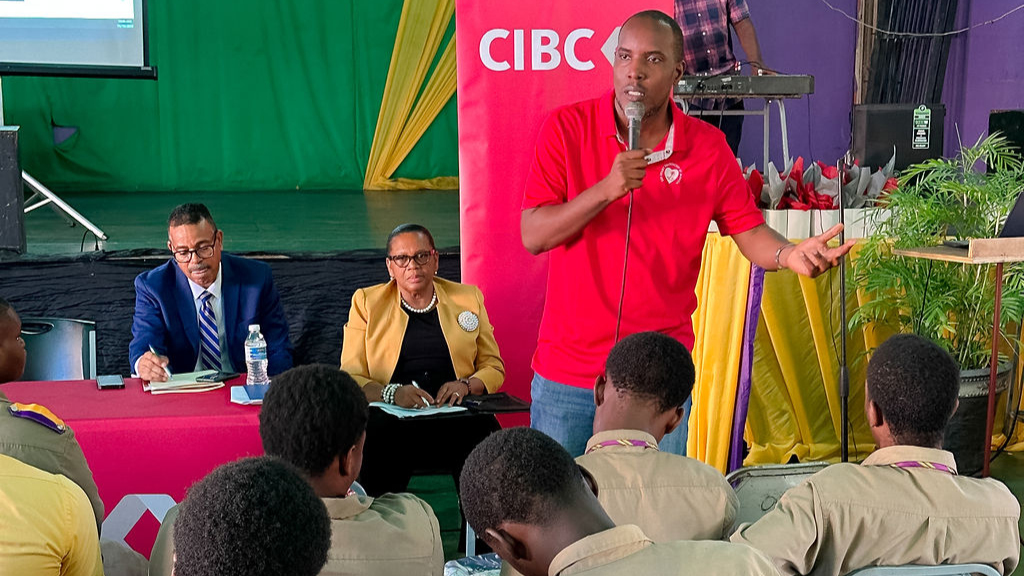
230, 386, 263, 406
144, 370, 224, 395
369, 402, 467, 418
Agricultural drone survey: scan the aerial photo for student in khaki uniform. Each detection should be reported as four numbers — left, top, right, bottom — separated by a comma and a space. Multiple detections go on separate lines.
0, 453, 103, 576
579, 331, 737, 541
0, 297, 104, 531
731, 334, 1021, 576
461, 427, 780, 576
260, 364, 444, 576
173, 457, 331, 576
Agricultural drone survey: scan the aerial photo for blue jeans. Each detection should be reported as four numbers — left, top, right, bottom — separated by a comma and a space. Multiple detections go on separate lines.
529, 372, 690, 458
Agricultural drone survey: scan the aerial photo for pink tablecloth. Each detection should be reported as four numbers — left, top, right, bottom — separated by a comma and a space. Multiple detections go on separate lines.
1, 377, 263, 557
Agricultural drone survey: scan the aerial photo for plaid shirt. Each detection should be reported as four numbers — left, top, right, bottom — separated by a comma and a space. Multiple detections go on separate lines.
675, 0, 750, 109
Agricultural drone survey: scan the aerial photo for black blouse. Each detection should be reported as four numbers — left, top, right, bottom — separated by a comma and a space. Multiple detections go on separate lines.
390, 306, 456, 396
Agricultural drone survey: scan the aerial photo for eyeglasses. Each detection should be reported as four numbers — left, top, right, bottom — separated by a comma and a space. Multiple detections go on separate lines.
171, 237, 218, 263
387, 250, 435, 268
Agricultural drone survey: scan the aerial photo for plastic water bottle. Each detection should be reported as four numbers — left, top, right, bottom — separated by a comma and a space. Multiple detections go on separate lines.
244, 324, 270, 386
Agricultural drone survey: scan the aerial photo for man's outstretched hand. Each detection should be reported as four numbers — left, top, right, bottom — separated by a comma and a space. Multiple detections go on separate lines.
780, 224, 856, 278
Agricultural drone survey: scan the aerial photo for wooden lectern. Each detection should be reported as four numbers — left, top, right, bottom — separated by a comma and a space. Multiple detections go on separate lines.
895, 238, 1024, 477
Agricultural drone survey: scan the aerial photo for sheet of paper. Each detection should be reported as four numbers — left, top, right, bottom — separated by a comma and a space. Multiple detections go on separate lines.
369, 402, 467, 418
148, 382, 224, 395
145, 370, 220, 393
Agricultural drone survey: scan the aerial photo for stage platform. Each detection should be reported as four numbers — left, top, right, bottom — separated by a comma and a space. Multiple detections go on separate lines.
15, 189, 460, 255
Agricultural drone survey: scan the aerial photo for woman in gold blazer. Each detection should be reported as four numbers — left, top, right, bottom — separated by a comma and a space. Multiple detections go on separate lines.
341, 223, 505, 497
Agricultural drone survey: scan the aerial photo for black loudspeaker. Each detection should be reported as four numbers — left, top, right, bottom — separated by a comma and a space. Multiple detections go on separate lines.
989, 110, 1024, 154
0, 127, 26, 254
853, 103, 946, 172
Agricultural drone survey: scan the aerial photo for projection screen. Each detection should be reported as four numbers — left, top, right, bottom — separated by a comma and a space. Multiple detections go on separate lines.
0, 0, 155, 78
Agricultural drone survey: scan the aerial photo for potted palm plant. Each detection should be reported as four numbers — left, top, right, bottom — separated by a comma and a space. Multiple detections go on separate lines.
851, 133, 1024, 474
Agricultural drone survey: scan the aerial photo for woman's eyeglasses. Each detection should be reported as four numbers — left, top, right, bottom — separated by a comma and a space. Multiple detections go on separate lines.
387, 250, 435, 268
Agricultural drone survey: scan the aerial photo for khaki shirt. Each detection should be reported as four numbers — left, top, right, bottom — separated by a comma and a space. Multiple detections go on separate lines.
550, 524, 780, 576
730, 446, 1021, 576
577, 429, 738, 541
0, 390, 103, 531
321, 492, 444, 576
0, 453, 103, 576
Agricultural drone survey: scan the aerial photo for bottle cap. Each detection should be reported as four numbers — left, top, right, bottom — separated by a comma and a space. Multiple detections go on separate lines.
249, 324, 260, 331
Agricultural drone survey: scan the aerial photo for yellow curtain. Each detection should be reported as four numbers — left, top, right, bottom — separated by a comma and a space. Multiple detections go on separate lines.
690, 236, 875, 473
745, 253, 876, 465
363, 0, 458, 190
689, 234, 751, 471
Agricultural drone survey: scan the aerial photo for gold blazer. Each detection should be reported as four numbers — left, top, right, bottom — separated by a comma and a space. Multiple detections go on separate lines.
340, 277, 505, 393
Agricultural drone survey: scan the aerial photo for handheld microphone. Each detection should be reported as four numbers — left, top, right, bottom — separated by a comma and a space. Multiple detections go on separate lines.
625, 101, 645, 151
615, 100, 645, 345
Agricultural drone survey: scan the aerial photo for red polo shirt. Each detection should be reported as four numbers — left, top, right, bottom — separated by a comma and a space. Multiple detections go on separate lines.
523, 90, 763, 388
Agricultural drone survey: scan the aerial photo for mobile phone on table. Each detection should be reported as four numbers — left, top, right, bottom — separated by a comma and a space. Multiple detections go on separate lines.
196, 372, 240, 383
96, 375, 125, 390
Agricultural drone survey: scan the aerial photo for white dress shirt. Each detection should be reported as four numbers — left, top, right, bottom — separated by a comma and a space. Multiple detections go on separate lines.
186, 268, 233, 372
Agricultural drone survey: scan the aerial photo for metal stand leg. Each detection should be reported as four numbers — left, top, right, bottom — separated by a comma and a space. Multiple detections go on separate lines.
774, 99, 791, 168
22, 171, 108, 241
984, 262, 1004, 477
762, 100, 771, 173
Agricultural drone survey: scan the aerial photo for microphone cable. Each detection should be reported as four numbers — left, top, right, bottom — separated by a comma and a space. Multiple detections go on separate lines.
614, 190, 634, 345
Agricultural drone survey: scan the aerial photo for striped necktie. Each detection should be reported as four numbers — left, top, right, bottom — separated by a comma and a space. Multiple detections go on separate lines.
198, 291, 223, 372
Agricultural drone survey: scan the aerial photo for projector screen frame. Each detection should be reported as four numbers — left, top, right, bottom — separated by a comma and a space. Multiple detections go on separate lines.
0, 0, 157, 80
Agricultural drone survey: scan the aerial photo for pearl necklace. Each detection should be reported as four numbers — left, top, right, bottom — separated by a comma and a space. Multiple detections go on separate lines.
401, 291, 437, 314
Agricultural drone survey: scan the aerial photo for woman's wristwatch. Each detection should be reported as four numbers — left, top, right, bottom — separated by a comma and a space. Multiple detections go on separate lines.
458, 378, 472, 395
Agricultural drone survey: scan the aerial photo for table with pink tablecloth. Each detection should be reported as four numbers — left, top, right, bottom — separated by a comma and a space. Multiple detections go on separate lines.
1, 377, 262, 557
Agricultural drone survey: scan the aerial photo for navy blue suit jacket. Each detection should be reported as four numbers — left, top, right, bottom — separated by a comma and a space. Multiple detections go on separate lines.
129, 254, 293, 376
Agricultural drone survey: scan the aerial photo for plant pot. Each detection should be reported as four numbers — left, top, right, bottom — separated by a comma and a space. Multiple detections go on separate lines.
762, 209, 788, 237
943, 363, 1011, 475
811, 210, 840, 237
787, 210, 811, 240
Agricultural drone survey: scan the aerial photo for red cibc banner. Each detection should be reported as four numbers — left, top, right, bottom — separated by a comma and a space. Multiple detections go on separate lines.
456, 1, 671, 416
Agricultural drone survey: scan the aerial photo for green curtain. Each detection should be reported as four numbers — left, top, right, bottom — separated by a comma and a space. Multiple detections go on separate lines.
0, 0, 459, 192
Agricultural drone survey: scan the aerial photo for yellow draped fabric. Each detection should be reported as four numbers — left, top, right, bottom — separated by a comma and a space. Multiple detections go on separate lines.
688, 235, 1020, 473
363, 0, 458, 190
689, 234, 751, 469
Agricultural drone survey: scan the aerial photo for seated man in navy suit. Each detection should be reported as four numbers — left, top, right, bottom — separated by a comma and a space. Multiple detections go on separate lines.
130, 203, 293, 381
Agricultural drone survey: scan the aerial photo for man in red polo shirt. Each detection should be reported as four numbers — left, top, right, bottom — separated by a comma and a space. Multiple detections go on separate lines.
521, 10, 853, 457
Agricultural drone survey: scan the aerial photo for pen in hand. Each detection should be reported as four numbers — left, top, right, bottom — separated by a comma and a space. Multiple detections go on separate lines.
411, 381, 430, 408
149, 345, 173, 378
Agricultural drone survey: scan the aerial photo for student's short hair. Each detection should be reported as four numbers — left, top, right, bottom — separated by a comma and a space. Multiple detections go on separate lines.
168, 203, 217, 229
625, 10, 685, 63
460, 427, 586, 535
605, 331, 694, 412
172, 457, 330, 576
386, 223, 436, 254
259, 365, 369, 476
0, 297, 11, 316
867, 334, 960, 447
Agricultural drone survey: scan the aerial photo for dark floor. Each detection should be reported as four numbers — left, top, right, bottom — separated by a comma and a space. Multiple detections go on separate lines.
20, 189, 460, 255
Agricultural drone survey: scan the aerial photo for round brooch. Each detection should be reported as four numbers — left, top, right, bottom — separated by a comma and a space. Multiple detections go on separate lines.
458, 311, 479, 332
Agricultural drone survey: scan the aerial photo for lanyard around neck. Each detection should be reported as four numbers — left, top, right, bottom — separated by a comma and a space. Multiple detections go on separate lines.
616, 122, 675, 166
585, 438, 660, 455
889, 461, 957, 475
